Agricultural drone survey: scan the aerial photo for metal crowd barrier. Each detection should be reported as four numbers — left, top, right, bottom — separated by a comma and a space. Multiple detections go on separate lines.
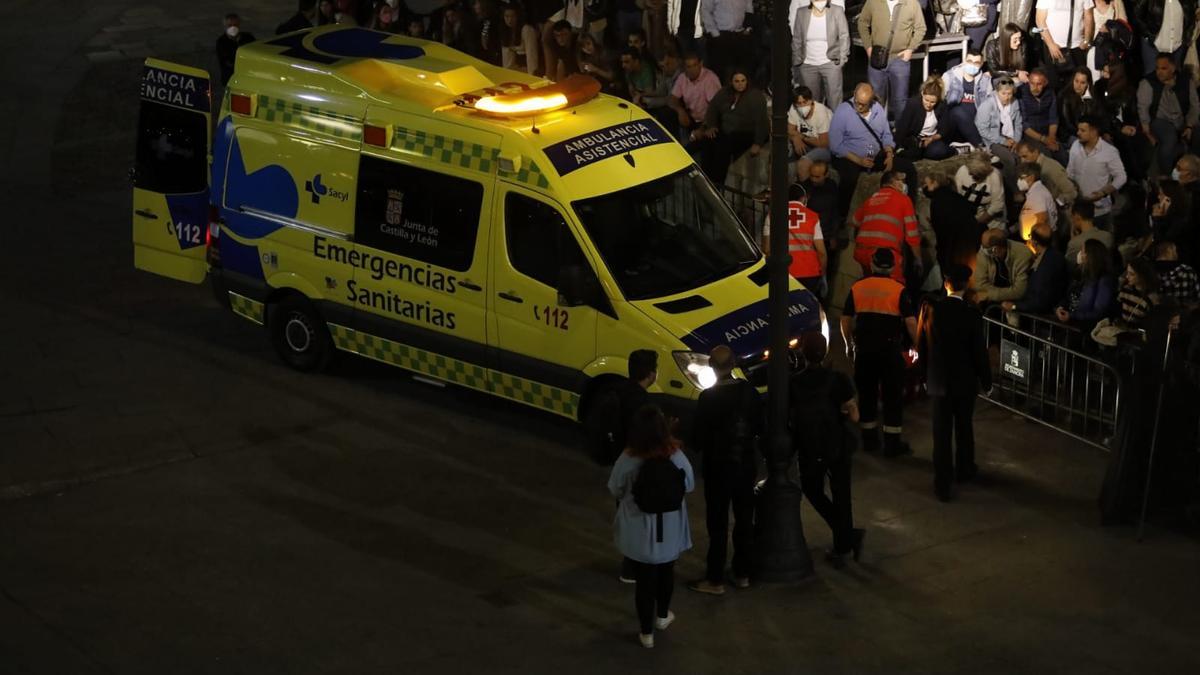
717, 185, 769, 245
980, 306, 1126, 451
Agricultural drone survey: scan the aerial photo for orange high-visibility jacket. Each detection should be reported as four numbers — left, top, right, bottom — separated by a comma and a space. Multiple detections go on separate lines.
787, 200, 822, 278
851, 186, 920, 259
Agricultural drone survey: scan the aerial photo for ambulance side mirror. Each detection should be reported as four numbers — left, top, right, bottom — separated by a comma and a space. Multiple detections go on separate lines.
557, 264, 599, 308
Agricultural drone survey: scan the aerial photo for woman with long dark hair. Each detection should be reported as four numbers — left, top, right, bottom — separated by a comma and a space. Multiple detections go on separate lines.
1058, 67, 1100, 143
607, 405, 694, 649
984, 22, 1030, 84
499, 3, 540, 74
1057, 238, 1117, 327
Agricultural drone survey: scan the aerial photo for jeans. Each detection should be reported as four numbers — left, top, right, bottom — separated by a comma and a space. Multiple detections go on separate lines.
703, 461, 757, 583
799, 61, 844, 112
616, 9, 642, 42
1149, 118, 1200, 176
947, 104, 983, 146
932, 394, 977, 495
632, 560, 675, 635
1141, 37, 1187, 77
799, 451, 854, 553
868, 55, 912, 120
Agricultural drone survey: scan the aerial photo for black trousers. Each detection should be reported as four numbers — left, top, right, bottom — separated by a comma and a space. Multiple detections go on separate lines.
854, 347, 905, 435
632, 560, 675, 634
833, 155, 919, 220
799, 452, 854, 553
932, 393, 977, 493
698, 131, 755, 186
704, 461, 757, 582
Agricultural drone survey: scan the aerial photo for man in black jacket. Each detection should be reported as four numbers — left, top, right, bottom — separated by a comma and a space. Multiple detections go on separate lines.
688, 345, 762, 595
1002, 224, 1067, 315
216, 14, 256, 86
917, 264, 993, 502
276, 0, 318, 35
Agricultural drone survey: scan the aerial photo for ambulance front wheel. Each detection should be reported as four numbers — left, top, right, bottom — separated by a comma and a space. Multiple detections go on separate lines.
269, 295, 333, 372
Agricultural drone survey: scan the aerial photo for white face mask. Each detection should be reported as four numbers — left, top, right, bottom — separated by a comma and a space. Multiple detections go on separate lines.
226, 25, 239, 38
897, 183, 908, 195
1017, 178, 1029, 192
1172, 168, 1182, 181
812, 0, 828, 8
797, 104, 812, 117
1076, 251, 1086, 265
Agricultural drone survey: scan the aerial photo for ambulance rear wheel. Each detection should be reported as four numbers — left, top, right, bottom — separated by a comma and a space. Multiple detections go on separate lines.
269, 296, 332, 372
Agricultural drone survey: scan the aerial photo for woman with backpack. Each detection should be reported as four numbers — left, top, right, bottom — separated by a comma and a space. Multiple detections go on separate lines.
607, 405, 694, 649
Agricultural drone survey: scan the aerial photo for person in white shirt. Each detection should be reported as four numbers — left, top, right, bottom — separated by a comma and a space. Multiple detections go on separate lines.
1016, 161, 1059, 234
791, 0, 851, 111
788, 86, 834, 180
1067, 114, 1127, 230
1035, 0, 1095, 90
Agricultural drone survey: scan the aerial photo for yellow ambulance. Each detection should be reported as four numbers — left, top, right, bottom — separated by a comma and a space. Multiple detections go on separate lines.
131, 25, 825, 424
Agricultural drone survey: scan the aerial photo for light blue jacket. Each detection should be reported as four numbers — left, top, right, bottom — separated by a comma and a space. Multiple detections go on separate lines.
608, 450, 695, 564
941, 65, 993, 108
974, 95, 1023, 147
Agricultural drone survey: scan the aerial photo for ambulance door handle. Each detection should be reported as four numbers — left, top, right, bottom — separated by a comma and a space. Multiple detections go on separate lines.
135, 209, 158, 220
458, 280, 482, 292
498, 291, 524, 304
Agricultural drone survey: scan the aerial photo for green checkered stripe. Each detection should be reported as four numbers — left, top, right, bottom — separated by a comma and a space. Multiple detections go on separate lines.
502, 159, 551, 190
255, 95, 363, 140
228, 292, 264, 325
392, 128, 499, 174
327, 323, 578, 418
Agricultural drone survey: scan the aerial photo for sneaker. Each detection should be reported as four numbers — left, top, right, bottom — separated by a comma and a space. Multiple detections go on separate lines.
732, 576, 750, 589
687, 579, 726, 595
950, 141, 973, 155
655, 611, 675, 631
618, 575, 636, 584
639, 633, 654, 649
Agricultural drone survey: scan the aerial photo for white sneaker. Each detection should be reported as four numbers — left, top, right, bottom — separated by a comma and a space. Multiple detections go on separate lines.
639, 633, 654, 648
655, 611, 675, 631
950, 141, 973, 156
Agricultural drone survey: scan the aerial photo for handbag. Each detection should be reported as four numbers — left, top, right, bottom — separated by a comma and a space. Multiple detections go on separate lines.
961, 0, 988, 27
870, 1, 905, 70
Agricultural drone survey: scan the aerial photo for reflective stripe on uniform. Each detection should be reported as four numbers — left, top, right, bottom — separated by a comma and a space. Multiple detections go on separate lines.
882, 425, 903, 434
856, 229, 900, 243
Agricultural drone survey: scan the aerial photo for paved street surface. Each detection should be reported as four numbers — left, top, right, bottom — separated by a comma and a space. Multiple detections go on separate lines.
2, 2, 1198, 673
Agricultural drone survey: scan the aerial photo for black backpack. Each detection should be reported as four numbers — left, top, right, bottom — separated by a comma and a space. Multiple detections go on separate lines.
632, 456, 686, 542
791, 369, 843, 467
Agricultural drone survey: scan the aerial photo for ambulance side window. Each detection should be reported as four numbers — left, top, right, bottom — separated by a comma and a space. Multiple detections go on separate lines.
354, 156, 482, 271
504, 193, 585, 289
134, 101, 207, 194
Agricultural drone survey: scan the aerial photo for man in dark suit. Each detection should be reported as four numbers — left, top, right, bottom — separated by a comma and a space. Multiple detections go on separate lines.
276, 0, 318, 35
917, 264, 993, 502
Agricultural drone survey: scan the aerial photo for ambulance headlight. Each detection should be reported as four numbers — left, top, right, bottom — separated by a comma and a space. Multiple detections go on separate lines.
674, 351, 717, 390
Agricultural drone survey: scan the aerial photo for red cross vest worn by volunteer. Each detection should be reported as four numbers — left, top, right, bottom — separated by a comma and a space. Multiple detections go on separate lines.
787, 200, 821, 279
851, 186, 919, 283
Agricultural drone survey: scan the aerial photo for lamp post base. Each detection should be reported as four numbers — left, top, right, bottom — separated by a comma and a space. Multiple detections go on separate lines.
754, 473, 814, 582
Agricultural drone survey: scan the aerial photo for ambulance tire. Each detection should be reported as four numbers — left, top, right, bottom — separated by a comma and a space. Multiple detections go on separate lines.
269, 295, 333, 372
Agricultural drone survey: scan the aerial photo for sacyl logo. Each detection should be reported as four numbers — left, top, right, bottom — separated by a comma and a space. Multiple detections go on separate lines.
305, 173, 328, 203
305, 173, 349, 205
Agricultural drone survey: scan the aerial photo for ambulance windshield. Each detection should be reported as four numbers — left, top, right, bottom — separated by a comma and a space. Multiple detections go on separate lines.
573, 167, 760, 301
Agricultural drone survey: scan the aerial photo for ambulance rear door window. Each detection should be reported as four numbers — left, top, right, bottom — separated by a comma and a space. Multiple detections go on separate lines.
355, 156, 482, 272
134, 101, 207, 194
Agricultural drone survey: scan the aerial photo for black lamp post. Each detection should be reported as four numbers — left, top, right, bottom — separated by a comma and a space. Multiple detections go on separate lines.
755, 0, 813, 582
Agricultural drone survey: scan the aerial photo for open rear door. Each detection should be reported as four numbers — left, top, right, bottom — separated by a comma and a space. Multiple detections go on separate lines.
132, 58, 211, 283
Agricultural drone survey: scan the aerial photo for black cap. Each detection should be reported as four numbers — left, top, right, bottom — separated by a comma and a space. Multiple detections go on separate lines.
944, 264, 973, 285
871, 248, 895, 269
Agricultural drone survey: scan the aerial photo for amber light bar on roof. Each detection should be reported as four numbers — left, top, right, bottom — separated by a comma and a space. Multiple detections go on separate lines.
463, 74, 601, 117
